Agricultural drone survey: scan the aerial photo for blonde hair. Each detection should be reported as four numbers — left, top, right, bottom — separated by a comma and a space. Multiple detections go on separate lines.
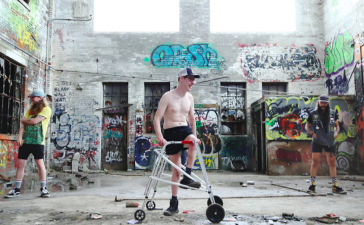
30, 98, 49, 115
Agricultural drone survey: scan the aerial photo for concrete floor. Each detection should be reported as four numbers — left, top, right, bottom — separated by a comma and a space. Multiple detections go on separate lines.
0, 170, 363, 224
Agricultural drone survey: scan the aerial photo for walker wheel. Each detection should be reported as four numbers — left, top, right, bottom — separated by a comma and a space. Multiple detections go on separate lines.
146, 200, 156, 210
207, 195, 223, 206
134, 209, 146, 221
206, 203, 225, 223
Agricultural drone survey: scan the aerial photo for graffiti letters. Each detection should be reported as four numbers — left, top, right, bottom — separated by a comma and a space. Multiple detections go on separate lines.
151, 44, 220, 69
18, 24, 38, 51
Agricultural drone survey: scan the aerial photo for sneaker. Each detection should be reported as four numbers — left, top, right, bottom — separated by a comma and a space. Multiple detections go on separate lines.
163, 199, 179, 216
332, 186, 347, 194
308, 185, 316, 193
5, 188, 20, 198
180, 175, 201, 189
40, 187, 50, 197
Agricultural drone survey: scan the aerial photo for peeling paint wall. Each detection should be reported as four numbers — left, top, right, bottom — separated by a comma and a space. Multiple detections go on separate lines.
0, 0, 50, 176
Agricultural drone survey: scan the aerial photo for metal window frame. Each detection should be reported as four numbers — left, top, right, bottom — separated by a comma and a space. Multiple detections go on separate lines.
0, 54, 24, 135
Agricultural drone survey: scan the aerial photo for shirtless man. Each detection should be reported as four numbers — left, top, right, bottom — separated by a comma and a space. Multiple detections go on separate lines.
153, 68, 201, 216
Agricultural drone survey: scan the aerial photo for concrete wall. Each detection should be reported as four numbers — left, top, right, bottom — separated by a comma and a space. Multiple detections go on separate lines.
265, 96, 359, 175
322, 0, 364, 174
0, 0, 50, 176
49, 0, 330, 172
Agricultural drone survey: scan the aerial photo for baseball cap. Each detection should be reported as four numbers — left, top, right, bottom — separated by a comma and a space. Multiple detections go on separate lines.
178, 68, 200, 78
318, 94, 329, 102
28, 89, 45, 98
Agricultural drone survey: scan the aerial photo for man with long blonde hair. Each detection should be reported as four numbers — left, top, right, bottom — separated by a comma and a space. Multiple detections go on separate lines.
5, 90, 52, 198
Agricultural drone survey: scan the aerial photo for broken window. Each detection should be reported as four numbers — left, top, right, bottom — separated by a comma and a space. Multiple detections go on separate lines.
144, 83, 169, 134
103, 83, 128, 107
220, 83, 246, 135
0, 55, 24, 135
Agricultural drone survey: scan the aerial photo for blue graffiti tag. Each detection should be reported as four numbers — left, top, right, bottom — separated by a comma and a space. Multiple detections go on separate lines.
151, 44, 220, 69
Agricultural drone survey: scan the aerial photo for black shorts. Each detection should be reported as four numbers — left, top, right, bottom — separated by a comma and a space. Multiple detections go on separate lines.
312, 142, 335, 153
18, 144, 45, 160
164, 126, 194, 155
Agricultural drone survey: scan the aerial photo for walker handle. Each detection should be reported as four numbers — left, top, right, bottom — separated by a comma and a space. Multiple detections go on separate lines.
181, 140, 194, 144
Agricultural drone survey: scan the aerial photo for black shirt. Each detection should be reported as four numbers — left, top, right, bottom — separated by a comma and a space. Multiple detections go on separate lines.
307, 110, 338, 134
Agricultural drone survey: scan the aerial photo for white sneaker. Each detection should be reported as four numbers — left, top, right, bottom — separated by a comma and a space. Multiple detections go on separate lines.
5, 188, 20, 198
40, 187, 50, 197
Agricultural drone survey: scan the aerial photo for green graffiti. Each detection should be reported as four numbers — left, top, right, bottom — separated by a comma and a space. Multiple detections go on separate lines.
325, 30, 354, 76
196, 121, 202, 128
336, 132, 347, 142
266, 118, 275, 126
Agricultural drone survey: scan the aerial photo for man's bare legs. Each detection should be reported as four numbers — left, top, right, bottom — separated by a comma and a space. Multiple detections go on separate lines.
309, 152, 321, 192
169, 153, 181, 196
325, 152, 337, 178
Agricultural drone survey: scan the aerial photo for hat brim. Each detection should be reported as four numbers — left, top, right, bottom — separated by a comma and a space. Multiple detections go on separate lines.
318, 99, 329, 102
180, 74, 200, 78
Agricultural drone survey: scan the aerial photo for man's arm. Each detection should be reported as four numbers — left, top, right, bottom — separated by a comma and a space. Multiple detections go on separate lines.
17, 121, 25, 146
305, 122, 316, 139
187, 95, 197, 136
153, 94, 168, 145
21, 115, 46, 125
334, 120, 340, 139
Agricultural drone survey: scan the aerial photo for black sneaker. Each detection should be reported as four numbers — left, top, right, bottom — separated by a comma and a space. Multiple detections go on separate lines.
5, 188, 20, 198
332, 186, 347, 194
308, 185, 316, 193
40, 187, 50, 197
180, 175, 201, 189
163, 199, 179, 216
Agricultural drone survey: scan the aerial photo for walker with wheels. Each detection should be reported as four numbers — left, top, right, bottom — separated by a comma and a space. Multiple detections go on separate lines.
134, 140, 225, 223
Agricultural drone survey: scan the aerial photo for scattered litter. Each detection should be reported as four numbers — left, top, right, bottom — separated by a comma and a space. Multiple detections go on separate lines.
89, 212, 102, 219
69, 184, 78, 190
282, 213, 294, 218
5, 182, 12, 188
306, 180, 310, 183
154, 207, 163, 210
75, 174, 82, 178
315, 217, 338, 224
0, 210, 3, 213
115, 196, 122, 202
0, 174, 10, 182
239, 182, 243, 185
339, 216, 346, 222
242, 184, 247, 187
127, 219, 140, 224
302, 173, 308, 176
104, 169, 109, 174
174, 216, 184, 222
359, 219, 364, 223
88, 180, 95, 184
247, 181, 255, 185
126, 202, 139, 207
183, 210, 195, 213
326, 214, 338, 218
268, 219, 274, 224
327, 193, 334, 195
81, 176, 88, 180
272, 216, 280, 221
223, 217, 236, 222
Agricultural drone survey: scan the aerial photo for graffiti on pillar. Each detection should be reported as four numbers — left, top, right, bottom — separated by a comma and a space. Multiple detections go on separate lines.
0, 140, 20, 173
220, 136, 250, 170
324, 30, 354, 77
325, 73, 349, 94
336, 141, 356, 171
232, 43, 321, 82
134, 136, 160, 170
276, 149, 302, 162
357, 96, 364, 170
150, 43, 221, 69
194, 108, 220, 169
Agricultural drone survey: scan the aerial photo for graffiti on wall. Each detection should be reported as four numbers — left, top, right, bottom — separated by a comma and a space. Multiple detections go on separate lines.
357, 96, 364, 170
324, 30, 354, 94
0, 140, 19, 173
194, 108, 220, 169
266, 96, 356, 141
232, 43, 321, 82
324, 30, 354, 76
51, 82, 101, 170
150, 43, 221, 69
103, 114, 126, 165
354, 36, 364, 96
220, 136, 250, 170
18, 24, 39, 51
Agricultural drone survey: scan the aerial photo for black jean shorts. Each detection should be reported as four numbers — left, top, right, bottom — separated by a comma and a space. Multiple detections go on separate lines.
18, 144, 45, 160
163, 126, 194, 155
312, 142, 335, 153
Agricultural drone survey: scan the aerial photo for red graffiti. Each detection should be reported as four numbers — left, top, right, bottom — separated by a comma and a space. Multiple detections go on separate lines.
276, 149, 302, 162
280, 114, 302, 138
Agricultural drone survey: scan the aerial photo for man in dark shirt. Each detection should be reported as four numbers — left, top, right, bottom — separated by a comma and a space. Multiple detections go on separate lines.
305, 94, 346, 194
